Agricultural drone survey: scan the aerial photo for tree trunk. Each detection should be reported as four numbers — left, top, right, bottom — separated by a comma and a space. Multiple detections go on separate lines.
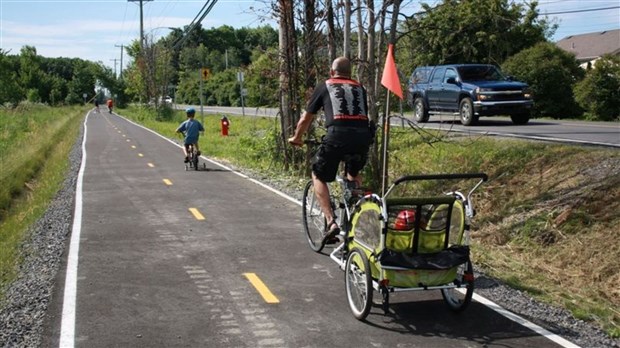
356, 0, 365, 81
378, 0, 401, 193
326, 0, 336, 62
303, 0, 317, 175
278, 0, 299, 170
388, 0, 401, 46
343, 0, 351, 58
365, 0, 380, 190
303, 0, 317, 91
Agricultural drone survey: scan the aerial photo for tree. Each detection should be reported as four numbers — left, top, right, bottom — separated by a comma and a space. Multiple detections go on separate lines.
0, 50, 22, 105
398, 0, 556, 74
246, 49, 280, 107
574, 54, 620, 121
18, 46, 45, 102
502, 42, 583, 118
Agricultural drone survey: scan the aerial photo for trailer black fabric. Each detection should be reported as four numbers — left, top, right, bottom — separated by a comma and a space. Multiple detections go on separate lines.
379, 245, 469, 270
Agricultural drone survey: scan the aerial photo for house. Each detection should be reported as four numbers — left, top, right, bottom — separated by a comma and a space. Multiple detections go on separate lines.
555, 29, 620, 68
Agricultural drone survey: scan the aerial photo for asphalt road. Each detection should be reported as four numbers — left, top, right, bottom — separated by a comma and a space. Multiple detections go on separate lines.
180, 105, 619, 148
42, 109, 578, 347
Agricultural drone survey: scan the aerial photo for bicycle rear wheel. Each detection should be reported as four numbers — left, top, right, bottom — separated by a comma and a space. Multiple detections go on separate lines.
193, 151, 199, 170
302, 180, 326, 252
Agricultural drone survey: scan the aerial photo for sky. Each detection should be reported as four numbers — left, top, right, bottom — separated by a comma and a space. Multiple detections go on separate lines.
1, 0, 619, 73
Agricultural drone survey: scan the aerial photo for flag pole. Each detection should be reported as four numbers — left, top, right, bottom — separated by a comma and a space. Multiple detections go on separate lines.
379, 43, 401, 197
381, 90, 390, 197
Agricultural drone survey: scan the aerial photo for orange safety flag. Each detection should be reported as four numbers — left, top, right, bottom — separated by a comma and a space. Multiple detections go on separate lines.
380, 43, 403, 99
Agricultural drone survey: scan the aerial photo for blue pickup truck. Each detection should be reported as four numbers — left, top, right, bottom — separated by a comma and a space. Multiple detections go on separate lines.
406, 64, 533, 125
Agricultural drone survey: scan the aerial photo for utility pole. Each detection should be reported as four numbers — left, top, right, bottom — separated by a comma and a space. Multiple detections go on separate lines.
110, 59, 119, 77
128, 0, 153, 50
128, 0, 153, 104
115, 44, 125, 78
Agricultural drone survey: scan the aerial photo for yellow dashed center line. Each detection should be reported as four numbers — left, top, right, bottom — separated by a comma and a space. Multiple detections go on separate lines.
188, 208, 205, 220
131, 145, 136, 149
138, 153, 144, 157
163, 179, 173, 186
126, 139, 131, 142
122, 134, 126, 137
244, 273, 280, 304
147, 163, 154, 168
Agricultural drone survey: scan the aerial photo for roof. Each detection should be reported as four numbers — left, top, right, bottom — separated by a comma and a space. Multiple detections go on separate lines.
556, 29, 620, 61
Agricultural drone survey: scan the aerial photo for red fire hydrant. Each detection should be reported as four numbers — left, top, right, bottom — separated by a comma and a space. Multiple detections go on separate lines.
220, 116, 230, 136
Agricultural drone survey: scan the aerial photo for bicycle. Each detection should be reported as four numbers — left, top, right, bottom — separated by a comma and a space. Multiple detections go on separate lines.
299, 117, 488, 321
184, 143, 206, 171
179, 130, 205, 171
301, 139, 368, 253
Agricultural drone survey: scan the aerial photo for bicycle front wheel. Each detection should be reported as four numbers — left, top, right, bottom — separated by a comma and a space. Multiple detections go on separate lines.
302, 180, 326, 252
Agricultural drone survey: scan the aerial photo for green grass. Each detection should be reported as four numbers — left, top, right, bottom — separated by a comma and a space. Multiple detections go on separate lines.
123, 105, 288, 173
0, 103, 86, 296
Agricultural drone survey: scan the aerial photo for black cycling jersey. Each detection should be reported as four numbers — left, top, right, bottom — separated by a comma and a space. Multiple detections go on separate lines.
306, 77, 369, 129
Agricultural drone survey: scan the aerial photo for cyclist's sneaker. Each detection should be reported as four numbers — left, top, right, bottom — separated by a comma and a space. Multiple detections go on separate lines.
184, 156, 189, 163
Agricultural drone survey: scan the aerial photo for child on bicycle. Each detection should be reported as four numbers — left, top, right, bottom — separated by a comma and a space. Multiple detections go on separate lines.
176, 107, 205, 163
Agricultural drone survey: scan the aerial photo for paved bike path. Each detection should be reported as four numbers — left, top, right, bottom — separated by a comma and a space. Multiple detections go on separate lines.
41, 110, 575, 347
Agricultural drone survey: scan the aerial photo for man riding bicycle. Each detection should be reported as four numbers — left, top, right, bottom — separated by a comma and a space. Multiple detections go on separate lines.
288, 57, 374, 245
176, 108, 205, 163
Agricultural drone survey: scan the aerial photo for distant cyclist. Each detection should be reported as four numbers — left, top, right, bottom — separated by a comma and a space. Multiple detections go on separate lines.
106, 98, 113, 113
94, 98, 100, 113
176, 108, 205, 163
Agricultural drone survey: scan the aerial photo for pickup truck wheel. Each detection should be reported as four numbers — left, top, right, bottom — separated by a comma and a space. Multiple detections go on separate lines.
510, 112, 530, 125
413, 98, 429, 123
459, 98, 478, 126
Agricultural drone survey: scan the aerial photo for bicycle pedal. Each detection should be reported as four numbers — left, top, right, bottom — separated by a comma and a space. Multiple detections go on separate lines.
325, 235, 342, 245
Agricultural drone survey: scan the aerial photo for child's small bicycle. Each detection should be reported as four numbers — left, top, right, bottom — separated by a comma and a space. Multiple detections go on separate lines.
184, 143, 206, 171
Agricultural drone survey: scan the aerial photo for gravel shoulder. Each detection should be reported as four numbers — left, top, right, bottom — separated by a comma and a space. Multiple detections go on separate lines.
0, 128, 618, 348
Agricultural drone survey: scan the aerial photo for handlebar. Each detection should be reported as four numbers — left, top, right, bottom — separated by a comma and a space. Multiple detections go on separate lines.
385, 172, 488, 202
393, 173, 488, 185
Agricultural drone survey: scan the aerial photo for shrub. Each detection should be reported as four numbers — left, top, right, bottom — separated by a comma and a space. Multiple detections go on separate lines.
502, 42, 584, 119
574, 54, 620, 121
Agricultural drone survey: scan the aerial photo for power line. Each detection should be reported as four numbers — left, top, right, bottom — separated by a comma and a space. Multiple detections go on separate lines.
172, 0, 219, 50
542, 5, 620, 15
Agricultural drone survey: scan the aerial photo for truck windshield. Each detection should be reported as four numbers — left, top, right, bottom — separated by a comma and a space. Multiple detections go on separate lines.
457, 66, 505, 82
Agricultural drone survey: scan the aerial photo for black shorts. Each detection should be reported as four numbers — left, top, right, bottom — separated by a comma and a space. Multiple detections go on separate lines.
312, 127, 371, 182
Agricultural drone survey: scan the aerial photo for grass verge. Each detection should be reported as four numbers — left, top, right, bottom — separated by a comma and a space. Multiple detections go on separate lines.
0, 104, 86, 298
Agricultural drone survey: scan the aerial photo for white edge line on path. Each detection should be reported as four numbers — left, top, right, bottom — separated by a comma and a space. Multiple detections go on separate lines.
469, 292, 581, 348
112, 112, 580, 348
58, 111, 89, 348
